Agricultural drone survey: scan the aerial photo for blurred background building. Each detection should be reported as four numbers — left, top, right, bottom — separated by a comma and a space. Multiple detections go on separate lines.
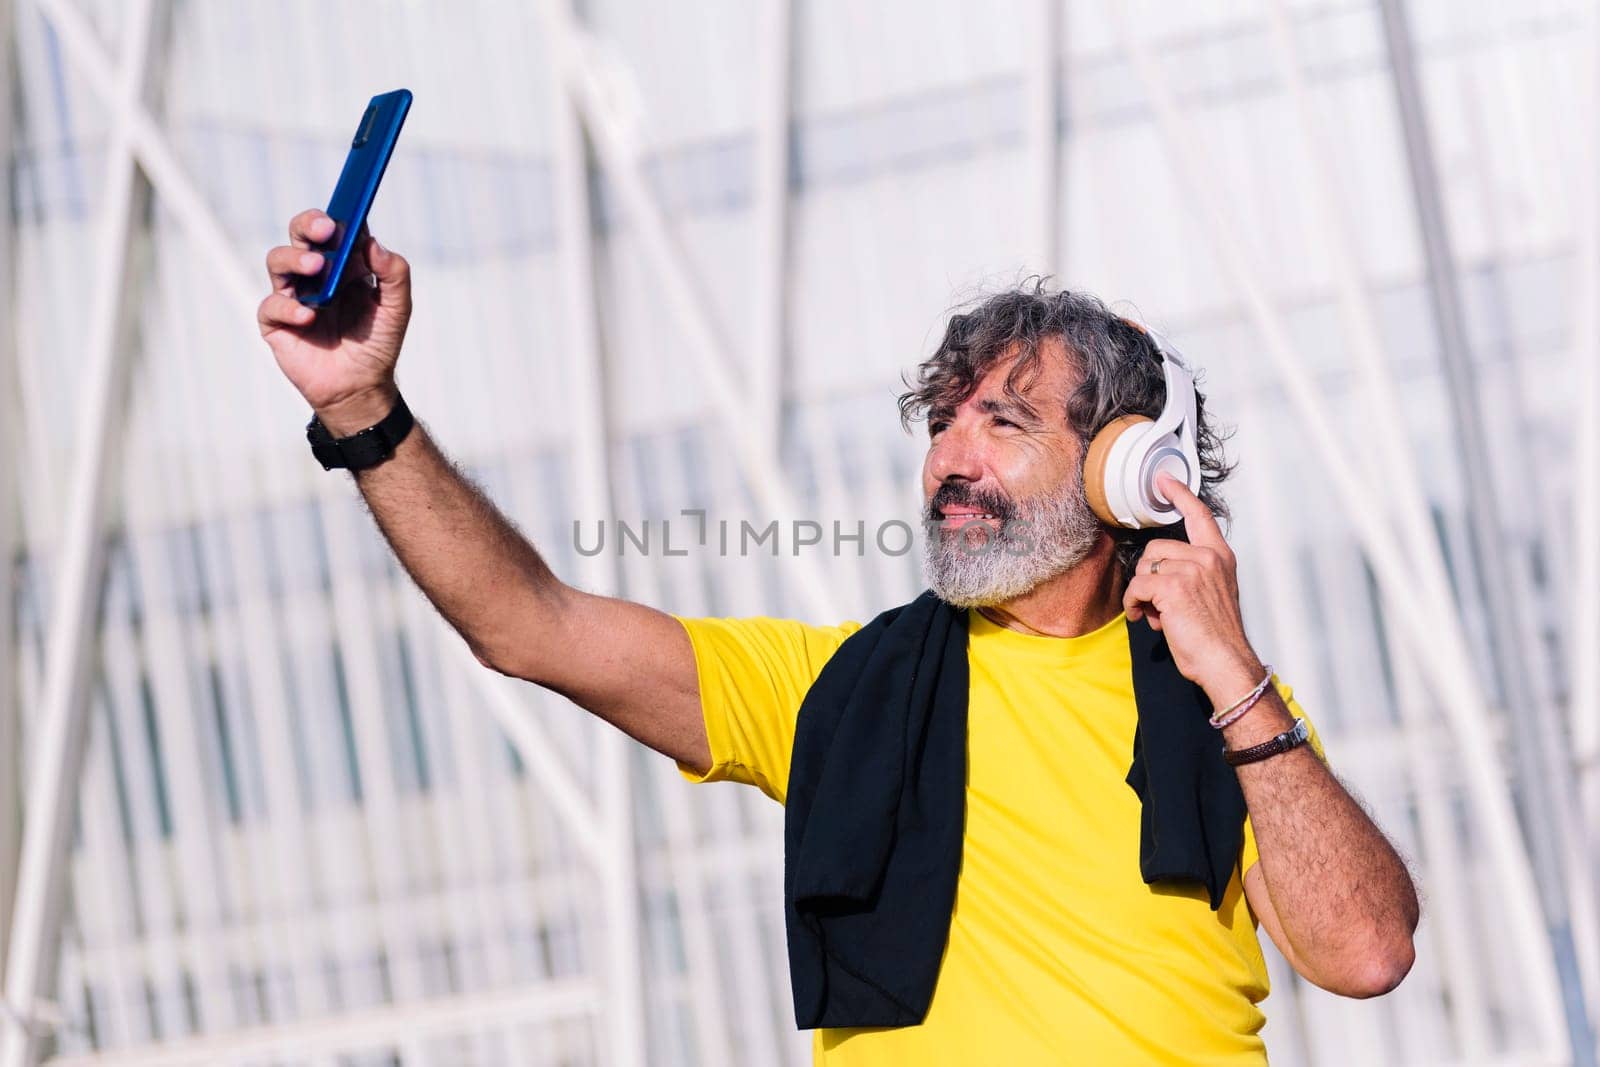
1, 0, 1598, 1063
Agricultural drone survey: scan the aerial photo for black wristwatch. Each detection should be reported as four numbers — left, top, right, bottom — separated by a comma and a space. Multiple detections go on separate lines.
1223, 716, 1309, 767
306, 393, 414, 471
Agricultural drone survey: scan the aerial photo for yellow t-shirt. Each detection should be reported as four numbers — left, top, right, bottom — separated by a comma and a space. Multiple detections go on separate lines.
675, 607, 1325, 1066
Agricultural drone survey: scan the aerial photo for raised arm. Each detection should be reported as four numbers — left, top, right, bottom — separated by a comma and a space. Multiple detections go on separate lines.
258, 209, 711, 772
1225, 688, 1417, 997
1124, 471, 1418, 997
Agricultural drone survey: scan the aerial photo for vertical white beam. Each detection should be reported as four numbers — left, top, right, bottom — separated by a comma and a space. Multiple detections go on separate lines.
143, 131, 334, 1022
416, 22, 569, 1052
618, 447, 744, 1067
1025, 0, 1060, 277
0, 0, 21, 989
1108, 6, 1569, 1053
752, 0, 793, 455
73, 699, 142, 1049
1383, 610, 1494, 1057
314, 511, 431, 1013
693, 439, 813, 1066
119, 408, 239, 1038
647, 762, 741, 1067
0, 0, 155, 1060
546, 8, 645, 1062
94, 560, 197, 1043
534, 0, 845, 622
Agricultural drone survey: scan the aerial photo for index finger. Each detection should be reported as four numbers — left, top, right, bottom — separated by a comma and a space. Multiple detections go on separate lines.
288, 209, 336, 250
1157, 470, 1226, 547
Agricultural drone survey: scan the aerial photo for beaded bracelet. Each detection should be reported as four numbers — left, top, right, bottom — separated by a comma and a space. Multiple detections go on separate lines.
1209, 665, 1274, 729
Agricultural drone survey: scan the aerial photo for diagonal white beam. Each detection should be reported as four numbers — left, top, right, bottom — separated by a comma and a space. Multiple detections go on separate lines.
35, 8, 842, 1061
534, 0, 846, 623
1370, 1, 1596, 1057
34, 0, 610, 859
44, 0, 611, 1025
1, 0, 155, 1062
67, 0, 846, 632
32, 0, 256, 319
1109, 5, 1568, 1051
24, 2, 620, 1042
1260, 0, 1600, 1008
1246, 15, 1489, 1053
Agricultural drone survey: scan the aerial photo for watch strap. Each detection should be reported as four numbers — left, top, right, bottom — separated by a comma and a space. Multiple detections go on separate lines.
306, 392, 413, 471
1223, 716, 1309, 767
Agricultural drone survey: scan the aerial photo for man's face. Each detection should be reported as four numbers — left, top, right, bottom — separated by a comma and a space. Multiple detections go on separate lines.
919, 338, 1105, 606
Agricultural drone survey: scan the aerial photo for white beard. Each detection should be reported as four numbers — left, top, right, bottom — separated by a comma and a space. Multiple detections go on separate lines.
921, 472, 1103, 607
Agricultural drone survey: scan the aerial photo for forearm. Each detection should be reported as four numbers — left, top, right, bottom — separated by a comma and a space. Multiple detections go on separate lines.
322, 390, 566, 671
1122, 488, 1417, 995
1219, 674, 1419, 993
313, 387, 709, 767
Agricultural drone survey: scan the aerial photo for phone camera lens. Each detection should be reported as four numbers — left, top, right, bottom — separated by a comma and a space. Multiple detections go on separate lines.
352, 105, 377, 148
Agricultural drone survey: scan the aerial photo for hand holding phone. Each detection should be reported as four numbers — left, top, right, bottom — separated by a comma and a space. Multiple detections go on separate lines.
257, 90, 415, 435
297, 89, 411, 306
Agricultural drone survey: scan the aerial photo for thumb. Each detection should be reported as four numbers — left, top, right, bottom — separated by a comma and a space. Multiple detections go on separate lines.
363, 234, 411, 302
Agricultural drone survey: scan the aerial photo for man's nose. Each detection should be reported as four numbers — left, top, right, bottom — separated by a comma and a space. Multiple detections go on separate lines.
928, 424, 985, 484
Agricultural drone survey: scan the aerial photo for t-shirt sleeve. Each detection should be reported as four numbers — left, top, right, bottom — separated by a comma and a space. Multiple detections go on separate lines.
1240, 673, 1328, 879
672, 615, 863, 805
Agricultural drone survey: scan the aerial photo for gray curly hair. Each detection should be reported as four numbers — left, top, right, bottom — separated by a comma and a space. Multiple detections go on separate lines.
898, 279, 1238, 583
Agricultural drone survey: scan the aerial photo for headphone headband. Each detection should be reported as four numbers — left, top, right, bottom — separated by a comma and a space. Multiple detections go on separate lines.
1115, 314, 1193, 375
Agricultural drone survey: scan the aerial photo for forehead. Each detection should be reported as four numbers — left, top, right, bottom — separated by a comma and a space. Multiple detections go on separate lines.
966, 336, 1078, 405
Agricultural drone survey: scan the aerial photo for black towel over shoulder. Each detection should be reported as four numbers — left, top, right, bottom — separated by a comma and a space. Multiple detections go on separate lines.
782, 590, 1247, 1030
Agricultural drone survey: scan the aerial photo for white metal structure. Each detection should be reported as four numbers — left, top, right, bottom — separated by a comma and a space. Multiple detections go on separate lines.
1, 0, 1597, 1064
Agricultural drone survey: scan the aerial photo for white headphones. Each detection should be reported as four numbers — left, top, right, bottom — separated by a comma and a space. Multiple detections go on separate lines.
1082, 325, 1202, 529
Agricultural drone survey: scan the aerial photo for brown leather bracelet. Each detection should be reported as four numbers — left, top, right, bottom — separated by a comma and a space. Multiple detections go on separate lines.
1223, 716, 1309, 767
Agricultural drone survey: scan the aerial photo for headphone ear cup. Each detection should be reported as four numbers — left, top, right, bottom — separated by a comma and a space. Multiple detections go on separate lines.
1083, 414, 1153, 527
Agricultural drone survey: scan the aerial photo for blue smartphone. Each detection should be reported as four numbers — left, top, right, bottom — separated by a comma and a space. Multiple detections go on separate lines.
296, 89, 412, 306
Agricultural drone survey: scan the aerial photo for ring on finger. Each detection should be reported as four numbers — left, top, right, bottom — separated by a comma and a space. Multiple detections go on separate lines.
1150, 558, 1164, 576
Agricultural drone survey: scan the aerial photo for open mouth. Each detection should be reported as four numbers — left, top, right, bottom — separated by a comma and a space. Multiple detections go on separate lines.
930, 486, 1013, 530
937, 509, 1006, 527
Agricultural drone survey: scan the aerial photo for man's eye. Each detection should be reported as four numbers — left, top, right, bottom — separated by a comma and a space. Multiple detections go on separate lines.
929, 421, 949, 437
993, 417, 1017, 429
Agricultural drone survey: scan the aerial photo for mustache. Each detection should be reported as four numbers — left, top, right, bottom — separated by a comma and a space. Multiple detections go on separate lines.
927, 482, 1016, 522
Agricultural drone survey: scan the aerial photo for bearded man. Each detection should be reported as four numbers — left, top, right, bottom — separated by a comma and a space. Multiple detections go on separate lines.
260, 213, 1419, 1065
